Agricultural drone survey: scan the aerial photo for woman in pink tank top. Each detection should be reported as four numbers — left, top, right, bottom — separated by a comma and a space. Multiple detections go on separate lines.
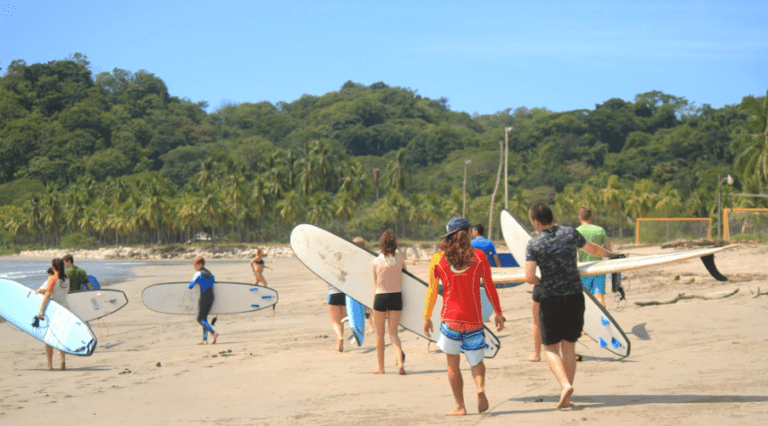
371, 230, 406, 375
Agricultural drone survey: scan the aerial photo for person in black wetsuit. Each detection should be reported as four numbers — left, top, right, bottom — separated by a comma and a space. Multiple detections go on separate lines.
189, 256, 218, 345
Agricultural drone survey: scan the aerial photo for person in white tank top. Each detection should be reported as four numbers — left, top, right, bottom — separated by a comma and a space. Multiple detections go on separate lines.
33, 258, 70, 370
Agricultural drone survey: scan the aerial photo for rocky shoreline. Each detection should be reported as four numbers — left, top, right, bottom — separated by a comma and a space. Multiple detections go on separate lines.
12, 242, 442, 261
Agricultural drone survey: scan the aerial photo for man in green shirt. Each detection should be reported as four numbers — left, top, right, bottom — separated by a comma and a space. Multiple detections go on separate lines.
63, 254, 90, 292
576, 207, 612, 308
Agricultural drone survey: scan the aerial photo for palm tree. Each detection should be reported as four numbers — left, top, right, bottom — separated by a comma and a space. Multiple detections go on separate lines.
338, 157, 367, 201
334, 190, 355, 222
140, 177, 170, 245
734, 90, 768, 190
384, 148, 411, 193
306, 192, 334, 225
625, 180, 657, 220
200, 193, 222, 249
600, 175, 626, 237
277, 190, 303, 225
653, 184, 683, 217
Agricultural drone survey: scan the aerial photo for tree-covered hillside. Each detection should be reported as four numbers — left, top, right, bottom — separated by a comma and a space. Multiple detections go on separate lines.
0, 54, 765, 249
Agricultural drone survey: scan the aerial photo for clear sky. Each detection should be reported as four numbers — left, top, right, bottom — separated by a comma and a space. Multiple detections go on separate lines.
2, 0, 766, 115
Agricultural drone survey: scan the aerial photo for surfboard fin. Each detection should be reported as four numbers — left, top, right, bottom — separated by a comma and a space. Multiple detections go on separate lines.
32, 315, 40, 328
701, 254, 728, 282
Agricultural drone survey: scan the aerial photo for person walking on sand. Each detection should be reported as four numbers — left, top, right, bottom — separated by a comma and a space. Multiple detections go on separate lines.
250, 248, 272, 287
525, 203, 612, 409
424, 217, 505, 416
33, 259, 70, 370
471, 224, 501, 267
63, 254, 90, 292
576, 206, 612, 308
371, 230, 406, 375
189, 257, 218, 345
327, 237, 367, 352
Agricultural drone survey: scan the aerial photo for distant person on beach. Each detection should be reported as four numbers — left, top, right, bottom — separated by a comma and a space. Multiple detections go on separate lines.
471, 224, 501, 267
63, 254, 90, 292
424, 217, 505, 416
250, 248, 272, 287
189, 257, 218, 345
327, 237, 367, 352
33, 259, 70, 370
371, 230, 406, 375
525, 203, 612, 409
576, 206, 612, 308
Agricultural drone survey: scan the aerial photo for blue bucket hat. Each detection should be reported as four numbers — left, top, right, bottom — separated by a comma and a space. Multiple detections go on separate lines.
441, 216, 471, 239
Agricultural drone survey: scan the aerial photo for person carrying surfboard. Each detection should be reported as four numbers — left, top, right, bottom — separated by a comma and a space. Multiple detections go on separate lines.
576, 206, 612, 308
33, 258, 70, 370
423, 217, 505, 416
62, 254, 90, 292
189, 257, 218, 345
525, 203, 613, 409
371, 230, 406, 375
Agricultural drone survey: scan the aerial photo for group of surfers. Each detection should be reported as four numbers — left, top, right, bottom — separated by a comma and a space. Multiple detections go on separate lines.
327, 202, 613, 415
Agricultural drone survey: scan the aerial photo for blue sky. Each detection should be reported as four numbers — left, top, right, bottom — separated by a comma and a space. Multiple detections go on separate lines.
2, 0, 766, 115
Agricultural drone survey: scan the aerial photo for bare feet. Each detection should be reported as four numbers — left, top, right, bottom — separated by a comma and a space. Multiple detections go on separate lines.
557, 385, 574, 409
336, 338, 344, 352
211, 333, 219, 345
60, 362, 66, 371
446, 406, 467, 416
46, 364, 53, 371
398, 365, 406, 375
371, 367, 385, 374
477, 392, 489, 413
528, 353, 541, 362
198, 340, 208, 345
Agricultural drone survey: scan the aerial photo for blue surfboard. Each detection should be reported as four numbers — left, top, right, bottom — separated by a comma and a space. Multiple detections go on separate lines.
345, 295, 366, 346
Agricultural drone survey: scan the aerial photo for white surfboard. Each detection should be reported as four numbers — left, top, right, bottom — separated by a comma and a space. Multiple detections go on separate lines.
142, 282, 278, 315
499, 210, 631, 357
290, 224, 501, 358
67, 289, 129, 322
0, 278, 97, 356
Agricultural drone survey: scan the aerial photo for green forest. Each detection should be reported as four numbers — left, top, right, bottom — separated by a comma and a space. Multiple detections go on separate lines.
0, 53, 766, 251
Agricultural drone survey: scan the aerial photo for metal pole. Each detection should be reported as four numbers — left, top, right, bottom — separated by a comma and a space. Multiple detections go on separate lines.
717, 174, 722, 240
463, 159, 471, 217
463, 161, 467, 217
504, 127, 511, 210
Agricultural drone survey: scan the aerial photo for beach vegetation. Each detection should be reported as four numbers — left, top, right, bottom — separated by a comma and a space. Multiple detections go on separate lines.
0, 54, 765, 250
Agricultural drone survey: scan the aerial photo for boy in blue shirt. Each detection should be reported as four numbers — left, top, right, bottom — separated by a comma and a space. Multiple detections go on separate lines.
471, 224, 501, 267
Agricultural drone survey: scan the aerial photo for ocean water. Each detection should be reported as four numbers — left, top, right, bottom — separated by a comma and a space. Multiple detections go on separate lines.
0, 259, 152, 290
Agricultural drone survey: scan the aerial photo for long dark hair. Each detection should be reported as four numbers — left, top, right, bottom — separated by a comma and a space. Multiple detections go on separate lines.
439, 230, 473, 270
51, 258, 66, 279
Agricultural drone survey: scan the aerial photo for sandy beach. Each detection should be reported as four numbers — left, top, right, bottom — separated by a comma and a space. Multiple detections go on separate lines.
1, 243, 767, 425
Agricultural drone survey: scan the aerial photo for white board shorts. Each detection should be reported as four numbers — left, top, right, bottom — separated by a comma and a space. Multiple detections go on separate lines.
437, 323, 485, 367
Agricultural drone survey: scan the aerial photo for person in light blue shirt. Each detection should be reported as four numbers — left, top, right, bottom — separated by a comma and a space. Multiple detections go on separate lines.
189, 256, 218, 345
471, 224, 501, 267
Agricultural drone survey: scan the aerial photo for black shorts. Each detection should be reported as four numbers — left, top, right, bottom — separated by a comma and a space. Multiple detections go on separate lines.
539, 292, 584, 345
373, 292, 402, 312
532, 285, 543, 303
328, 292, 346, 306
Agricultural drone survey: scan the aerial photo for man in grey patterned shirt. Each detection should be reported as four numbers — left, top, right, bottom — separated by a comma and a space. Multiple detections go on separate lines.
525, 202, 612, 409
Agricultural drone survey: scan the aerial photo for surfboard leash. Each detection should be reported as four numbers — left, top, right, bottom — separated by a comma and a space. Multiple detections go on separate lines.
95, 318, 110, 337
31, 314, 80, 354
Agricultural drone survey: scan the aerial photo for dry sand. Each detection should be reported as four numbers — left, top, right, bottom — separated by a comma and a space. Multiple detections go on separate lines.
1, 244, 767, 425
